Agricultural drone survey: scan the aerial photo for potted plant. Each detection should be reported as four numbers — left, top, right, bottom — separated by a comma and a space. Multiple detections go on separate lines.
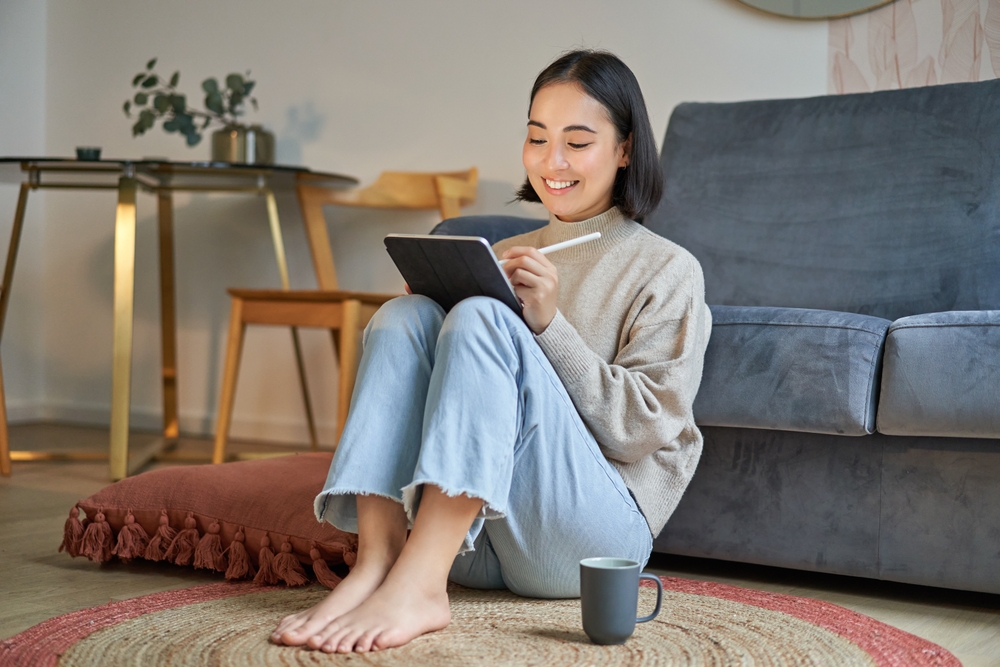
123, 58, 274, 164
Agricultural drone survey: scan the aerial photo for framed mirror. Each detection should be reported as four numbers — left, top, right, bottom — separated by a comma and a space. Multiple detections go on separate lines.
737, 0, 897, 19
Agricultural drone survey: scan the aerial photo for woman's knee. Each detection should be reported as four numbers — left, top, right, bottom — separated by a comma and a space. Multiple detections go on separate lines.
367, 295, 445, 339
443, 297, 524, 338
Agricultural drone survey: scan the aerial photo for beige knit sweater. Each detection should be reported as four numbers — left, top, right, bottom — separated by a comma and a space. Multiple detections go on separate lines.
493, 207, 712, 536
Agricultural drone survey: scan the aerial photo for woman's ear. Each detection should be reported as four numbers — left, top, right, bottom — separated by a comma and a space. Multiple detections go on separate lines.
618, 133, 633, 168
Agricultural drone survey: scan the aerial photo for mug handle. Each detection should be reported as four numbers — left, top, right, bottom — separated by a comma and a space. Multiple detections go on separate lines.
636, 573, 663, 623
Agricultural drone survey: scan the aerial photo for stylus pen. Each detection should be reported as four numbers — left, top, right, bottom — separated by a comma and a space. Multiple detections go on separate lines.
498, 231, 602, 266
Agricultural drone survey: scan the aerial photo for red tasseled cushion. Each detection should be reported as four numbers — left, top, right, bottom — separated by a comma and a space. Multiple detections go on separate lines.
59, 453, 356, 588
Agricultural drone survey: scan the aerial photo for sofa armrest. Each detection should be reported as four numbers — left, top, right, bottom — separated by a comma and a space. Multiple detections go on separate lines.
877, 311, 1000, 438
694, 306, 891, 436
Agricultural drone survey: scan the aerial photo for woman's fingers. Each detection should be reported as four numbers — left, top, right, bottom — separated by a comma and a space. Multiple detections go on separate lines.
501, 246, 559, 335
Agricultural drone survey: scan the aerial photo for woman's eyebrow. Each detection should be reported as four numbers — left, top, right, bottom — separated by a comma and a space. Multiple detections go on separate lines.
526, 120, 596, 134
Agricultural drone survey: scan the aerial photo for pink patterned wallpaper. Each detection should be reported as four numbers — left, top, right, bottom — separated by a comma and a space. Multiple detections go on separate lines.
829, 0, 999, 93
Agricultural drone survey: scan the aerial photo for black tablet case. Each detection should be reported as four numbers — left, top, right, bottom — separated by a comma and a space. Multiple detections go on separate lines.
384, 235, 522, 317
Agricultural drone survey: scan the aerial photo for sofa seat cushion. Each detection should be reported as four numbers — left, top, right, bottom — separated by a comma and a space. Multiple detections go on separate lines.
693, 306, 891, 436
877, 311, 1000, 438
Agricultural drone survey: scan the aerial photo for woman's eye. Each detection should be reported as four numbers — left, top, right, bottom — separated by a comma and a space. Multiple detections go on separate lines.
568, 142, 591, 149
528, 138, 546, 145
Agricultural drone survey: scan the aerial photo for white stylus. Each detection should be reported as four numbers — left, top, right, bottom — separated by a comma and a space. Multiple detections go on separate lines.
498, 231, 601, 266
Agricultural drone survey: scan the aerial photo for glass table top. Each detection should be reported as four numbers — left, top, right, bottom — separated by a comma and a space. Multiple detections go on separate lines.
0, 157, 358, 190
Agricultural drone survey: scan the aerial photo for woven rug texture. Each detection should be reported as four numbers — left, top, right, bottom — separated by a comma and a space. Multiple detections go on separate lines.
0, 577, 960, 667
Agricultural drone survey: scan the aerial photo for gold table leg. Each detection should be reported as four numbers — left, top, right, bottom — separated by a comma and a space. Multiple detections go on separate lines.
0, 183, 29, 336
0, 356, 10, 476
158, 191, 179, 440
1, 183, 29, 475
109, 176, 138, 481
264, 189, 318, 451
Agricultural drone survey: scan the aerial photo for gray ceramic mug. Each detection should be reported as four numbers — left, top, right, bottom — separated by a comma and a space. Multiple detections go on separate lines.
579, 557, 663, 645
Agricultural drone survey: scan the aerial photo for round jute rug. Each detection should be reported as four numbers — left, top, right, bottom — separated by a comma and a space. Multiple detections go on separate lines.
0, 577, 959, 667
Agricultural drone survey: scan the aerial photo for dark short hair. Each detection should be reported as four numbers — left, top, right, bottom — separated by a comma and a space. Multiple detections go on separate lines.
515, 50, 663, 221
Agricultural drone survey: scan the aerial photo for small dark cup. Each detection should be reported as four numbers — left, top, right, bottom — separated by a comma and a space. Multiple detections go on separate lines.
580, 557, 663, 645
75, 147, 101, 161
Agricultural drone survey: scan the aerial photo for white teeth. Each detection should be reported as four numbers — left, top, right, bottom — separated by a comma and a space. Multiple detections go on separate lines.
545, 179, 576, 189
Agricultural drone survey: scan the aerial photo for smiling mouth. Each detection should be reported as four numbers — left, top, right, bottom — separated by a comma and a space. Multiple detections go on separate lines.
544, 178, 578, 190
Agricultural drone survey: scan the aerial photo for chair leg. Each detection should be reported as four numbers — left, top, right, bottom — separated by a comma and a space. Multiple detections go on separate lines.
213, 297, 246, 464
0, 356, 10, 477
335, 299, 362, 445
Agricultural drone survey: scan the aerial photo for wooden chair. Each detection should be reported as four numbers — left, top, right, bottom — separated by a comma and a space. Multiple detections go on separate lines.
212, 168, 478, 464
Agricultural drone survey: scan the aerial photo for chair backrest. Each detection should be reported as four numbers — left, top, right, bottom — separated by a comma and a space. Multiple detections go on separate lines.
314, 168, 478, 221
645, 79, 1000, 321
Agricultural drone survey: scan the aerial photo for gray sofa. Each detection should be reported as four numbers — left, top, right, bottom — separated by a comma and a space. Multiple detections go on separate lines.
433, 78, 1000, 594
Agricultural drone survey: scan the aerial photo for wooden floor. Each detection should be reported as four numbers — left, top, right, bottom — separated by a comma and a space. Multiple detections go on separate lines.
2, 423, 998, 666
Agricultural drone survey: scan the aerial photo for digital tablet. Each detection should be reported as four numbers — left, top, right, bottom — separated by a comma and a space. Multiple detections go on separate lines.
384, 234, 522, 317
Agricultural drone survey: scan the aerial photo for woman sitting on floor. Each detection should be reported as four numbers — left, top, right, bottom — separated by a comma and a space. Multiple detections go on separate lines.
271, 49, 712, 654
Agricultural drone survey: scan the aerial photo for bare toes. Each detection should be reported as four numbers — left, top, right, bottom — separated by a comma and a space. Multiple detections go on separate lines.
318, 626, 351, 653
355, 630, 379, 653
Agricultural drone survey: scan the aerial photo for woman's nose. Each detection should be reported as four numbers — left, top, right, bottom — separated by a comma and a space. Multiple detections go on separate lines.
545, 144, 569, 171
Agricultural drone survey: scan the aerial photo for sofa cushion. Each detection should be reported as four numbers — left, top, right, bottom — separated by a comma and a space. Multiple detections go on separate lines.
877, 311, 1000, 438
694, 306, 891, 436
432, 215, 546, 245
647, 79, 1000, 322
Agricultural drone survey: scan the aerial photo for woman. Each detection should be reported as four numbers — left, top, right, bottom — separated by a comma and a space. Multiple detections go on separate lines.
271, 49, 712, 654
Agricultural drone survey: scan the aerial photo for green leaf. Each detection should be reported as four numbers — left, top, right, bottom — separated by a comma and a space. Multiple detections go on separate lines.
228, 91, 243, 113
202, 116, 211, 129
243, 81, 255, 96
201, 77, 218, 94
123, 100, 131, 116
147, 58, 157, 70
185, 131, 202, 147
132, 120, 146, 136
132, 73, 145, 86
225, 73, 245, 94
139, 109, 156, 129
179, 113, 199, 132
205, 91, 224, 115
170, 94, 185, 114
169, 71, 179, 87
134, 92, 148, 105
141, 75, 158, 88
250, 98, 258, 111
154, 94, 170, 113
162, 118, 178, 133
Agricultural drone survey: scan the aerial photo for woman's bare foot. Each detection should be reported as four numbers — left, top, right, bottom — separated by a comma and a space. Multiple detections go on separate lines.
308, 570, 452, 653
270, 561, 388, 646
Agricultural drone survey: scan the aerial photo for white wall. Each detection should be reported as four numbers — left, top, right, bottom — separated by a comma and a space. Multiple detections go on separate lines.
0, 0, 47, 416
1, 0, 827, 444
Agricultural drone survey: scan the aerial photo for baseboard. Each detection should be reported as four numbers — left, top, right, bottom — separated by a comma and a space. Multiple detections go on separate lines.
4, 400, 339, 447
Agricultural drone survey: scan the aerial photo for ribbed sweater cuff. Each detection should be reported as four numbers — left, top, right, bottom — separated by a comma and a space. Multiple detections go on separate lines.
533, 310, 596, 383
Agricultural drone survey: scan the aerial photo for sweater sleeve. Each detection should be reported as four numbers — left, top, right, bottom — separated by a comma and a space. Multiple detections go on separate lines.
533, 257, 711, 463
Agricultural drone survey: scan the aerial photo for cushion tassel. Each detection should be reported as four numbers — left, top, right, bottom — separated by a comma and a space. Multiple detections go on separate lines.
79, 509, 114, 563
343, 548, 357, 569
144, 510, 178, 561
193, 521, 227, 572
113, 510, 150, 561
164, 512, 200, 566
275, 539, 309, 586
310, 545, 343, 589
58, 506, 85, 558
224, 528, 255, 580
253, 534, 280, 585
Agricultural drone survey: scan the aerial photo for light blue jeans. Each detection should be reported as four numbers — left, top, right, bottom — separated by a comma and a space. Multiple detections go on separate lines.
314, 295, 652, 598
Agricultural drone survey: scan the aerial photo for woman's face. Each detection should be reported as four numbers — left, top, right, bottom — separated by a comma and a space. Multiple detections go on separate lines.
522, 82, 629, 222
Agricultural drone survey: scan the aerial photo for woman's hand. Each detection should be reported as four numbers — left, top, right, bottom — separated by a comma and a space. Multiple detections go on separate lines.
501, 246, 559, 334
